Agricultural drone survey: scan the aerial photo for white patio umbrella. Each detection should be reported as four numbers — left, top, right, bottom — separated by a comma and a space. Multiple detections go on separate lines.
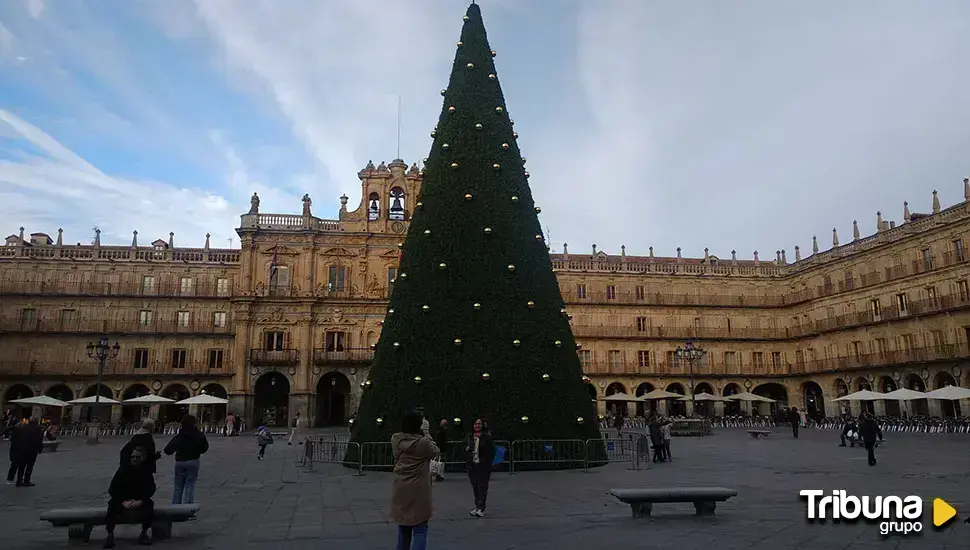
880, 388, 927, 401
676, 392, 727, 402
69, 395, 120, 405
640, 388, 685, 400
175, 394, 229, 406
725, 391, 776, 403
832, 390, 885, 402
923, 385, 970, 400
10, 395, 70, 408
599, 393, 640, 402
123, 395, 175, 405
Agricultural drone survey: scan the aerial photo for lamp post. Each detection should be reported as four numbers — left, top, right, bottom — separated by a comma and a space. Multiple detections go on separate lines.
675, 341, 706, 416
85, 336, 120, 444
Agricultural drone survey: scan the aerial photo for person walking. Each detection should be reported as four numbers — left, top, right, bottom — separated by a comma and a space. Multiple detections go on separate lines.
287, 412, 302, 445
102, 446, 156, 548
163, 415, 209, 504
256, 425, 274, 460
858, 412, 884, 466
788, 407, 800, 438
839, 416, 859, 447
464, 418, 495, 517
121, 419, 161, 474
661, 418, 673, 460
648, 416, 664, 462
390, 410, 438, 550
433, 419, 449, 482
225, 413, 235, 437
6, 417, 43, 487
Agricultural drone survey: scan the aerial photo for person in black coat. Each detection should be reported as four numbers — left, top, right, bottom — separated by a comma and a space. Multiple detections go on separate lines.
433, 419, 449, 482
788, 407, 800, 438
6, 417, 43, 487
103, 445, 156, 548
464, 418, 495, 517
648, 417, 664, 462
839, 416, 859, 447
121, 419, 161, 474
858, 412, 884, 466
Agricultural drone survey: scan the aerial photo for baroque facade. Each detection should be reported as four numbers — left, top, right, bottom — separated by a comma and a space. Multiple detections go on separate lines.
1, 160, 968, 426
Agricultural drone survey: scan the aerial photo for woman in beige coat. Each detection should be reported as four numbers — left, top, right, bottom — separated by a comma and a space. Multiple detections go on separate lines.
390, 410, 439, 550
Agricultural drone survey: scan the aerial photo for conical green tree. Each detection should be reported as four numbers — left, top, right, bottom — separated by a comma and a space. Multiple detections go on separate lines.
350, 3, 603, 469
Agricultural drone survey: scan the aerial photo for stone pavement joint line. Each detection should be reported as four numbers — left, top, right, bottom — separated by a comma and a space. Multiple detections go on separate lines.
0, 428, 968, 549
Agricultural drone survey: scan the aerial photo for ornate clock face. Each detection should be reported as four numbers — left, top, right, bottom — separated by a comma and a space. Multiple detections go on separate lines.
391, 221, 405, 234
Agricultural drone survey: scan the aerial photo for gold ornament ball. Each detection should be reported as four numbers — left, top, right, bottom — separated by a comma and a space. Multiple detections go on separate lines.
541, 373, 550, 382
397, 242, 404, 248
453, 417, 462, 425
582, 375, 591, 383
423, 229, 431, 236
393, 342, 401, 349
438, 262, 447, 269
450, 162, 458, 169
493, 163, 501, 170
440, 89, 447, 96
430, 130, 436, 138
434, 124, 438, 130
511, 195, 518, 202
501, 142, 509, 150
388, 308, 395, 314
370, 343, 377, 350
507, 264, 516, 272
484, 227, 492, 235
520, 416, 530, 424
597, 414, 605, 422
399, 272, 408, 279
535, 234, 543, 241
413, 376, 422, 384
512, 339, 521, 347
490, 50, 497, 57
453, 338, 463, 346
475, 123, 483, 130
481, 372, 490, 381
463, 15, 469, 21
524, 171, 530, 179
560, 307, 567, 314
576, 343, 582, 349
513, 131, 519, 139
576, 416, 584, 424
422, 305, 430, 312
554, 340, 562, 347
473, 302, 481, 310
365, 379, 373, 387
423, 157, 429, 163
416, 201, 423, 208
359, 381, 365, 388
527, 300, 535, 308
522, 156, 527, 163
488, 73, 496, 81
456, 41, 463, 47
448, 106, 456, 113
464, 193, 473, 200
442, 143, 450, 150
466, 62, 475, 69
376, 417, 383, 424
495, 106, 504, 113
535, 206, 542, 213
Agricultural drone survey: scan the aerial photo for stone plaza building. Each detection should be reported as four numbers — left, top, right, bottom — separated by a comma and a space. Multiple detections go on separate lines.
1, 161, 968, 426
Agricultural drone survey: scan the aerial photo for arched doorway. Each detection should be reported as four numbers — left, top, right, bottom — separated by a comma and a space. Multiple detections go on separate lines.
854, 378, 874, 414
200, 384, 229, 424
121, 384, 152, 423
604, 382, 628, 417
254, 372, 290, 427
934, 372, 960, 417
83, 384, 114, 422
44, 384, 73, 423
693, 382, 715, 417
753, 383, 788, 417
160, 384, 190, 425
834, 379, 849, 416
722, 383, 741, 415
634, 382, 656, 417
904, 374, 928, 416
665, 383, 686, 417
802, 381, 825, 419
4, 384, 34, 423
879, 377, 900, 417
315, 372, 351, 426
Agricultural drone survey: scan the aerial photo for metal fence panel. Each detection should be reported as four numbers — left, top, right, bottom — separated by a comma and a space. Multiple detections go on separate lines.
510, 439, 587, 473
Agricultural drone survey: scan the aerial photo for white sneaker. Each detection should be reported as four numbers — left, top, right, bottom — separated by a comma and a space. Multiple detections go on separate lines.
475, 509, 486, 517
469, 509, 480, 517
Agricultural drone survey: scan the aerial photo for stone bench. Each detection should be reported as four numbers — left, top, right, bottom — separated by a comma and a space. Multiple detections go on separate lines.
747, 430, 770, 439
41, 440, 61, 452
610, 487, 738, 518
40, 503, 200, 543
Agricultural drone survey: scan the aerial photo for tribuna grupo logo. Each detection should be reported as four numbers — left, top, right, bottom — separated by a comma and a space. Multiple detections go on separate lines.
800, 490, 923, 535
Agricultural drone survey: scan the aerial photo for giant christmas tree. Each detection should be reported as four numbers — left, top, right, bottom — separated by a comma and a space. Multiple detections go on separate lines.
350, 3, 602, 463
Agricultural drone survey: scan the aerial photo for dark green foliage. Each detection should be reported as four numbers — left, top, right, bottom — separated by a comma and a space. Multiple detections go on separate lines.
349, 3, 602, 469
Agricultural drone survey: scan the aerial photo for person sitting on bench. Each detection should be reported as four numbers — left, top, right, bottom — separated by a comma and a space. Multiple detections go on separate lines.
839, 417, 859, 447
103, 445, 156, 548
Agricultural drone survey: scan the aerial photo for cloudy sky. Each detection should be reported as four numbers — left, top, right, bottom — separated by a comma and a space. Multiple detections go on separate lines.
1, 0, 968, 259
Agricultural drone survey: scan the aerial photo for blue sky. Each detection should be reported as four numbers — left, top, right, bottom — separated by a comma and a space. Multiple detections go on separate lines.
1, 1, 969, 258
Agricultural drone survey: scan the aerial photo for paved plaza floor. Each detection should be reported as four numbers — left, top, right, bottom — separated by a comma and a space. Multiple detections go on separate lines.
1, 426, 967, 549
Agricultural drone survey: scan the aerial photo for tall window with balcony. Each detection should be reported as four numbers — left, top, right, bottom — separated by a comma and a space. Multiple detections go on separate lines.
213, 312, 227, 328
325, 331, 346, 352
921, 248, 933, 271
771, 352, 783, 373
576, 283, 587, 299
953, 239, 965, 263
578, 350, 592, 372
868, 298, 881, 320
328, 265, 347, 293
896, 293, 908, 314
635, 316, 648, 332
132, 349, 149, 370
141, 276, 155, 295
268, 265, 290, 296
171, 349, 187, 369
179, 277, 194, 296
59, 309, 76, 330
637, 350, 650, 372
388, 187, 406, 220
666, 351, 677, 372
724, 351, 737, 373
607, 350, 622, 373
605, 285, 616, 300
958, 280, 970, 302
216, 277, 230, 297
635, 285, 645, 301
926, 286, 938, 306
176, 311, 190, 327
264, 331, 286, 351
139, 310, 153, 327
752, 352, 765, 372
208, 349, 224, 370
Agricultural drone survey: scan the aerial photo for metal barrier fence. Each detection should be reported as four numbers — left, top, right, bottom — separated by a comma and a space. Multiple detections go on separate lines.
509, 439, 587, 473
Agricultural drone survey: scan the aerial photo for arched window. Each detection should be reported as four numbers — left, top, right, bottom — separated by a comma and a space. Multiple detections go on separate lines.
389, 187, 406, 220
368, 192, 381, 221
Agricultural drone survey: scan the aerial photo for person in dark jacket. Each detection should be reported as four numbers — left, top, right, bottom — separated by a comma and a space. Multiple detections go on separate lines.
464, 418, 495, 517
6, 417, 43, 487
121, 419, 161, 473
788, 407, 800, 438
858, 412, 884, 466
648, 417, 664, 462
103, 445, 156, 548
839, 416, 859, 447
163, 415, 209, 504
433, 418, 449, 482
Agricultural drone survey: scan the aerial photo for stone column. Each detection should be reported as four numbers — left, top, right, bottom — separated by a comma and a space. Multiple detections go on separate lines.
713, 401, 725, 417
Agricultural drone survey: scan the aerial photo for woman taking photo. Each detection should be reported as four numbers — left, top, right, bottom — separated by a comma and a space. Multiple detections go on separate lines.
390, 410, 439, 550
465, 418, 495, 517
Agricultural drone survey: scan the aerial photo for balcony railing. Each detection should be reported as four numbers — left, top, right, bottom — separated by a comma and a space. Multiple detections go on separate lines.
249, 349, 300, 366
571, 324, 789, 341
790, 293, 970, 337
0, 317, 233, 335
0, 280, 235, 298
791, 344, 969, 375
560, 290, 789, 308
0, 360, 230, 379
312, 347, 374, 364
0, 244, 241, 264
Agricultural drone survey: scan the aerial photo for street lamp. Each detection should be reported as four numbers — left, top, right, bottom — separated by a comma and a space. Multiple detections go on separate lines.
85, 337, 120, 444
675, 341, 706, 416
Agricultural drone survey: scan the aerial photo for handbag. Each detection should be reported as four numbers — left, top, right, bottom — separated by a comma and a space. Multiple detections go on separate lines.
430, 457, 442, 475
492, 445, 506, 466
